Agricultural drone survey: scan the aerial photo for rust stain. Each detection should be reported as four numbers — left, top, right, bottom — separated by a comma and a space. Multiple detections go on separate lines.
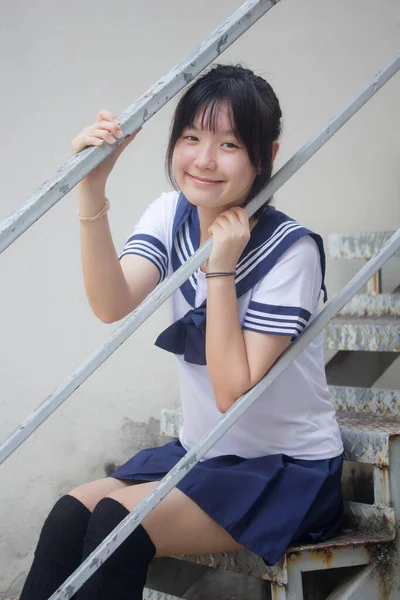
322, 548, 334, 568
287, 550, 301, 564
271, 583, 285, 600
290, 547, 335, 568
379, 467, 389, 502
366, 541, 396, 598
261, 569, 283, 583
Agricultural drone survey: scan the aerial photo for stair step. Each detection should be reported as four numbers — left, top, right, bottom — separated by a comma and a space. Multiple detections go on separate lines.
143, 589, 184, 600
337, 411, 400, 466
178, 529, 393, 584
161, 408, 400, 467
161, 408, 182, 438
328, 232, 399, 260
339, 294, 400, 317
324, 316, 400, 352
330, 386, 400, 417
343, 501, 394, 536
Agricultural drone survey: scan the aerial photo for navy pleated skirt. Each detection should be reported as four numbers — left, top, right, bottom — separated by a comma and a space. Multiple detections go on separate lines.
111, 441, 344, 565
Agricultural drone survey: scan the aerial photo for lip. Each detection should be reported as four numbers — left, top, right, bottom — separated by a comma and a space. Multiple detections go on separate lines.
187, 173, 224, 186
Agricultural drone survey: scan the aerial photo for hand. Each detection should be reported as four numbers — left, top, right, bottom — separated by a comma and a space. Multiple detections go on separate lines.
71, 109, 141, 187
208, 207, 250, 272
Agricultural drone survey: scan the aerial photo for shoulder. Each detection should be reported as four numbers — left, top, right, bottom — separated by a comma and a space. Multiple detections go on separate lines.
270, 235, 322, 287
280, 235, 321, 265
250, 234, 323, 312
147, 190, 180, 217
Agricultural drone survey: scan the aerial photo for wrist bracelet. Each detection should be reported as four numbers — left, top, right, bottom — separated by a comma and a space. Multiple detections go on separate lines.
205, 271, 236, 279
78, 198, 110, 222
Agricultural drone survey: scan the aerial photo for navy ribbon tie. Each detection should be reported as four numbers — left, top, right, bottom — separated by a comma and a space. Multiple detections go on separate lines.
155, 303, 207, 365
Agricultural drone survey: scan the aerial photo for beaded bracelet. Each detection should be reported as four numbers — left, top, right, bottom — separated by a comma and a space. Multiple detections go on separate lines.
78, 198, 110, 222
205, 271, 236, 279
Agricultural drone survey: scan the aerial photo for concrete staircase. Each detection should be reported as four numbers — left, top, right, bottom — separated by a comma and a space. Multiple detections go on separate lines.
145, 231, 400, 599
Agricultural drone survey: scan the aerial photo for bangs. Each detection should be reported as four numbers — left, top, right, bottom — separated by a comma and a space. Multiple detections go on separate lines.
187, 97, 239, 139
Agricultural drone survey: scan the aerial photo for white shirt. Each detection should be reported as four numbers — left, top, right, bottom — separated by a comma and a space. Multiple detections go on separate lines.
120, 191, 344, 461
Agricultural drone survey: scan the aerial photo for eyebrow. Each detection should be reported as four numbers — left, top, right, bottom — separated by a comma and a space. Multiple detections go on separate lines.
188, 125, 237, 136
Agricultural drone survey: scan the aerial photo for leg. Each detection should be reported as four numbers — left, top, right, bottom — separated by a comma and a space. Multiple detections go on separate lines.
69, 475, 133, 511
75, 482, 243, 600
20, 477, 135, 600
111, 481, 243, 556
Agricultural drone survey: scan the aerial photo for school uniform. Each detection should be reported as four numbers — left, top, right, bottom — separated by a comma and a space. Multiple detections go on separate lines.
111, 191, 344, 566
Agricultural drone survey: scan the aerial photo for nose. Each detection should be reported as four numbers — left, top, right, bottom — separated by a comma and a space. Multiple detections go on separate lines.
193, 142, 217, 171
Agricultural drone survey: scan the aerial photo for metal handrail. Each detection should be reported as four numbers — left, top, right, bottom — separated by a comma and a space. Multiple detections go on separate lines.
0, 0, 280, 255
0, 0, 398, 595
48, 228, 400, 600
1, 52, 399, 466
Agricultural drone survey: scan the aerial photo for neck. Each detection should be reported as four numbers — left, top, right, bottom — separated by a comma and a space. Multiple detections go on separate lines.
197, 205, 259, 246
197, 206, 225, 246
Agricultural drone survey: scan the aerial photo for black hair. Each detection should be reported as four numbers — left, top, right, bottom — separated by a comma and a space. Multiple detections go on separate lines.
166, 64, 282, 215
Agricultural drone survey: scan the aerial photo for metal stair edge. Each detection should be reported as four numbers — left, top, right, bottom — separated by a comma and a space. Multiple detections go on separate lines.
324, 317, 400, 352
327, 232, 399, 260
338, 293, 400, 318
143, 588, 184, 600
176, 530, 393, 584
330, 385, 400, 416
161, 408, 400, 467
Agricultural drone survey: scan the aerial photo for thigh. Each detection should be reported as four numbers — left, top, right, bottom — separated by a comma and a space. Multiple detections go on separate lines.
69, 477, 135, 512
109, 482, 243, 557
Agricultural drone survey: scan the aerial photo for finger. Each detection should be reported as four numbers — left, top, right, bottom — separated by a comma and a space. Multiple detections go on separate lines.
208, 222, 223, 236
88, 129, 116, 145
230, 207, 250, 228
72, 124, 141, 155
71, 135, 104, 154
84, 136, 105, 147
79, 128, 116, 147
97, 109, 117, 123
215, 211, 240, 228
92, 120, 124, 140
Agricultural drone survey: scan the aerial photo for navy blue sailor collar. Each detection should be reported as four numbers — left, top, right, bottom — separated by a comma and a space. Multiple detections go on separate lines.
170, 193, 327, 306
154, 194, 327, 365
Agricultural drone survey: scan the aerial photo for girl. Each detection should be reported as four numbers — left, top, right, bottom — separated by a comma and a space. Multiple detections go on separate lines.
20, 64, 344, 600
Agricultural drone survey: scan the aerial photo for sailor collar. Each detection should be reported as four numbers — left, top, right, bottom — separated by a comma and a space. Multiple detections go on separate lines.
170, 193, 327, 308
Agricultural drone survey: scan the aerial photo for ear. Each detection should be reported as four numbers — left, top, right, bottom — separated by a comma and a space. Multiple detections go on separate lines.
256, 141, 280, 175
271, 140, 280, 165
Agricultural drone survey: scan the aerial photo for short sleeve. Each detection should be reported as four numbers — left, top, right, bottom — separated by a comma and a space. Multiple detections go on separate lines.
119, 192, 174, 283
243, 236, 323, 338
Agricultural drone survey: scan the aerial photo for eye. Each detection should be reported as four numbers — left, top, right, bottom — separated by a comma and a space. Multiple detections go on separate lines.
222, 142, 239, 149
183, 135, 199, 142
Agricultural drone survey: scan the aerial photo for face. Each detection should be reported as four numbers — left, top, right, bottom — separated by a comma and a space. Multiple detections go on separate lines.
171, 101, 257, 212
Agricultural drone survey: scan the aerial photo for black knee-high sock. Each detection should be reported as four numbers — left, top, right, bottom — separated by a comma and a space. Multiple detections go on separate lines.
20, 495, 91, 600
76, 497, 156, 600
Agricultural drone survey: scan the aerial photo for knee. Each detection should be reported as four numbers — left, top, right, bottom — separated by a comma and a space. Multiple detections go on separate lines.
106, 489, 129, 511
83, 497, 156, 569
68, 478, 129, 512
44, 495, 90, 530
35, 495, 91, 557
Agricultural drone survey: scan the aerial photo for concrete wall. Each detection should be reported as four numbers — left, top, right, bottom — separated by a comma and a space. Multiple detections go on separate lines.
0, 0, 399, 595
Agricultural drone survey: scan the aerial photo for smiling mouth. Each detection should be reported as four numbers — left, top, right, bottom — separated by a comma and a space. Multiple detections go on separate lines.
187, 173, 224, 184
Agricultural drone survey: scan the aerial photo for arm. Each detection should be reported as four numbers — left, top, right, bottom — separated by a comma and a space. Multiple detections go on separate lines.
206, 208, 320, 413
73, 110, 160, 323
206, 275, 290, 413
79, 179, 160, 323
